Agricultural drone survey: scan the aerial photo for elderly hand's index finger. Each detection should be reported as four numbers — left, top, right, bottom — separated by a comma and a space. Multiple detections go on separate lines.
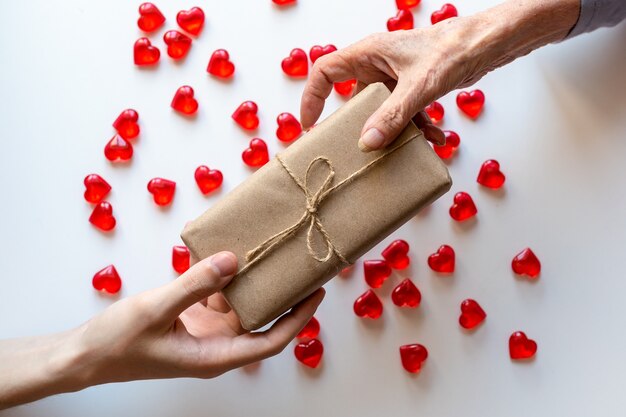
300, 52, 356, 130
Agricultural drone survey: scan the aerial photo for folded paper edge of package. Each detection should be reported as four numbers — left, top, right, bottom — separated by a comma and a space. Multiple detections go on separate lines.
181, 82, 452, 330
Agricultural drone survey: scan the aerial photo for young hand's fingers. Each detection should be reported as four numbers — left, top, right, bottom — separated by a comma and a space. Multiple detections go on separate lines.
151, 252, 238, 323
226, 288, 325, 367
301, 51, 356, 130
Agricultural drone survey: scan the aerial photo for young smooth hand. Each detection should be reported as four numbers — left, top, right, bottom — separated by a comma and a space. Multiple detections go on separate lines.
0, 251, 324, 409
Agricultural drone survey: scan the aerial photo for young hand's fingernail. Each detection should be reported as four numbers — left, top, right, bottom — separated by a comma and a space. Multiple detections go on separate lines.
358, 128, 385, 152
211, 252, 238, 276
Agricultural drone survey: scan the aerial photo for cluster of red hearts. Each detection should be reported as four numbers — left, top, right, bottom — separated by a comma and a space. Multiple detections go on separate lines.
84, 0, 542, 373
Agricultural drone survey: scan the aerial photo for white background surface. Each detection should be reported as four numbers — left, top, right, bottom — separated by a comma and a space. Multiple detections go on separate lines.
1, 0, 626, 416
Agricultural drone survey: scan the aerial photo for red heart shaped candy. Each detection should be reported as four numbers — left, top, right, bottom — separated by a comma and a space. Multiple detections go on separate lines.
84, 174, 111, 204
399, 344, 428, 373
163, 30, 192, 59
364, 260, 392, 288
354, 289, 383, 319
382, 239, 410, 269
92, 265, 122, 294
309, 44, 336, 63
89, 201, 116, 231
172, 245, 190, 274
281, 48, 308, 77
297, 316, 320, 339
424, 101, 444, 124
396, 0, 421, 8
391, 278, 421, 308
171, 86, 198, 115
433, 130, 460, 159
194, 166, 223, 195
431, 3, 458, 24
232, 101, 259, 130
207, 49, 235, 78
477, 159, 505, 189
104, 134, 133, 162
133, 38, 160, 66
137, 3, 165, 32
276, 112, 302, 142
512, 248, 541, 278
242, 138, 269, 167
294, 338, 323, 368
112, 109, 140, 140
176, 7, 204, 36
334, 79, 356, 97
509, 331, 537, 360
449, 191, 477, 221
273, 0, 297, 5
147, 178, 176, 206
459, 299, 486, 329
387, 9, 414, 31
427, 244, 455, 273
456, 89, 485, 119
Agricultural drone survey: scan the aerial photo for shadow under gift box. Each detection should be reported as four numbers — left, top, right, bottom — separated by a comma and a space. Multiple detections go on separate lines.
181, 82, 452, 331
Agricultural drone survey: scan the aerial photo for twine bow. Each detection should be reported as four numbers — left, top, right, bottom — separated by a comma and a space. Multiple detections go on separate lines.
236, 134, 417, 276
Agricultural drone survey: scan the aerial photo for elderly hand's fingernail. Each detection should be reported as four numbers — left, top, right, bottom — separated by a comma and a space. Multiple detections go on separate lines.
358, 128, 385, 152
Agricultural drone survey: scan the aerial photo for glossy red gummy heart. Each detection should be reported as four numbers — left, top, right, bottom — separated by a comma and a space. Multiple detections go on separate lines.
163, 30, 192, 59
133, 38, 160, 66
137, 3, 165, 32
354, 289, 383, 319
294, 338, 323, 368
232, 101, 259, 130
399, 344, 428, 373
171, 86, 198, 115
276, 112, 302, 142
509, 331, 537, 360
477, 159, 506, 189
242, 138, 269, 167
387, 9, 414, 31
172, 245, 190, 274
176, 7, 204, 36
431, 3, 458, 24
89, 201, 116, 231
309, 44, 337, 63
459, 299, 486, 329
112, 109, 140, 140
382, 239, 410, 269
207, 49, 235, 78
512, 248, 541, 278
391, 278, 421, 308
281, 48, 308, 77
147, 178, 176, 206
334, 79, 356, 97
363, 260, 392, 288
92, 265, 122, 294
456, 89, 485, 119
396, 0, 420, 8
427, 244, 455, 273
194, 166, 223, 194
424, 101, 444, 124
104, 134, 133, 162
297, 316, 320, 339
273, 0, 296, 5
433, 130, 460, 159
84, 174, 111, 204
449, 192, 477, 221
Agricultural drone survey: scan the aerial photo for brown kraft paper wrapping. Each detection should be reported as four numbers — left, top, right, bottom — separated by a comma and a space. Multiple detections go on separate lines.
181, 82, 452, 330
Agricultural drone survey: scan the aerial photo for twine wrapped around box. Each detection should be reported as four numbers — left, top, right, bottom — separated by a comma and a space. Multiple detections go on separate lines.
182, 83, 452, 330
